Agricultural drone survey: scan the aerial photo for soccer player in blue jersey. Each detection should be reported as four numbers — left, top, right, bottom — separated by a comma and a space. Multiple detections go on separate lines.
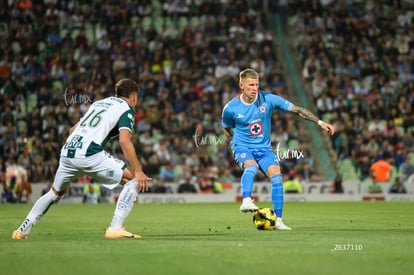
222, 68, 334, 230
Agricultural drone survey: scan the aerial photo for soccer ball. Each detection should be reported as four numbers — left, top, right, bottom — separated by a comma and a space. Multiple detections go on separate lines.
253, 208, 276, 230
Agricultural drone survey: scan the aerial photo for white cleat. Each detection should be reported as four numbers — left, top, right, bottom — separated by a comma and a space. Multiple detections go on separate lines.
239, 198, 259, 213
275, 220, 292, 230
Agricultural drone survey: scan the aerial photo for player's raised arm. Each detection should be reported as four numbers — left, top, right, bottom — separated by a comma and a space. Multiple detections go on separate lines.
290, 104, 335, 135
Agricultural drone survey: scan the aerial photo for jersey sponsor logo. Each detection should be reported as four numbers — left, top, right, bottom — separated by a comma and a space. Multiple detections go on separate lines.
127, 113, 134, 120
249, 122, 263, 136
259, 106, 266, 113
64, 135, 83, 149
236, 113, 245, 118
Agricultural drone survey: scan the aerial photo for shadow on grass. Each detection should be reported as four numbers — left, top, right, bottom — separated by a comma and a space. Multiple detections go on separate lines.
297, 227, 414, 232
144, 232, 229, 238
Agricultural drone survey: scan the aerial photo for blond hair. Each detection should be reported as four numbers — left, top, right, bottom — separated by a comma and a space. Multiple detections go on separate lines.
239, 68, 259, 83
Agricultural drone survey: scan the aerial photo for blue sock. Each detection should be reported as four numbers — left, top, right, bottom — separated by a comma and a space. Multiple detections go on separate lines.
241, 165, 258, 198
270, 174, 284, 218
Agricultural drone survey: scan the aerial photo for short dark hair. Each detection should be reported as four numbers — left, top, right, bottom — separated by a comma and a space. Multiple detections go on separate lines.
115, 78, 139, 98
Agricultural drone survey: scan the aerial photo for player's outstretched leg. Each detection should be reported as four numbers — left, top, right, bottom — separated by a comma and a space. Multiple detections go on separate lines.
12, 189, 62, 239
105, 179, 141, 239
270, 174, 291, 230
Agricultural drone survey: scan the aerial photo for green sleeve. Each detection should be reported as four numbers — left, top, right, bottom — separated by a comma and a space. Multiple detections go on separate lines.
118, 108, 135, 132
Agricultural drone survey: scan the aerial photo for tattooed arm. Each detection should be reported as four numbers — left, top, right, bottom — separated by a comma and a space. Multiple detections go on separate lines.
290, 105, 335, 135
290, 105, 319, 123
223, 127, 234, 144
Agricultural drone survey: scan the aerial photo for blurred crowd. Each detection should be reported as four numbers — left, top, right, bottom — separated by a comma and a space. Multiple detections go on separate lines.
6, 0, 412, 200
290, 0, 414, 183
1, 0, 316, 200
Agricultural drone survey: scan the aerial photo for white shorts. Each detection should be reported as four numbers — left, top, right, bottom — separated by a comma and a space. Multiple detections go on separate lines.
53, 151, 126, 192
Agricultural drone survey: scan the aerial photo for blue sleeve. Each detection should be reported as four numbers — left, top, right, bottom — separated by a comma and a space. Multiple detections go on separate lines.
269, 94, 293, 111
221, 104, 234, 129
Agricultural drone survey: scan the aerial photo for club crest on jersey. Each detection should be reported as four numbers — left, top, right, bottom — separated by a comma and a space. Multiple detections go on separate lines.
249, 122, 263, 136
259, 106, 266, 113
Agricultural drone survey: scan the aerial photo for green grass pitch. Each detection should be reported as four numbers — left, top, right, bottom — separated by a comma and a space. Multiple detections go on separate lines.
1, 201, 414, 275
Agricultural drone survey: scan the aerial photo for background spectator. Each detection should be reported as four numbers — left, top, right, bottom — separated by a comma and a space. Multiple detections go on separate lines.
367, 180, 383, 194
151, 177, 173, 193
389, 177, 407, 194
177, 173, 197, 194
283, 174, 303, 194
330, 174, 344, 194
83, 183, 100, 204
370, 158, 393, 183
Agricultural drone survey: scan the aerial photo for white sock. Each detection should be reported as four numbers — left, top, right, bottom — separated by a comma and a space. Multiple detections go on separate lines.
18, 190, 61, 235
243, 197, 252, 203
108, 179, 138, 231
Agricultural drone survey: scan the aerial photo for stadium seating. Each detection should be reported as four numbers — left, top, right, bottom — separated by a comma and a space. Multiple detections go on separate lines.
5, 0, 407, 190
288, 0, 414, 185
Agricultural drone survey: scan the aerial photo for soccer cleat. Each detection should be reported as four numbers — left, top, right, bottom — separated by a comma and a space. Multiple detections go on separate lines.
275, 220, 292, 230
239, 198, 259, 213
12, 230, 29, 240
105, 228, 142, 239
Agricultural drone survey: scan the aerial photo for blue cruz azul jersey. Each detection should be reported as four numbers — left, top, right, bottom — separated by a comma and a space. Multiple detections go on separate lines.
222, 90, 293, 150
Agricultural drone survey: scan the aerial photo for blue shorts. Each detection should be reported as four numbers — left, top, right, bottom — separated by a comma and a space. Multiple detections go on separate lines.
233, 146, 279, 174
